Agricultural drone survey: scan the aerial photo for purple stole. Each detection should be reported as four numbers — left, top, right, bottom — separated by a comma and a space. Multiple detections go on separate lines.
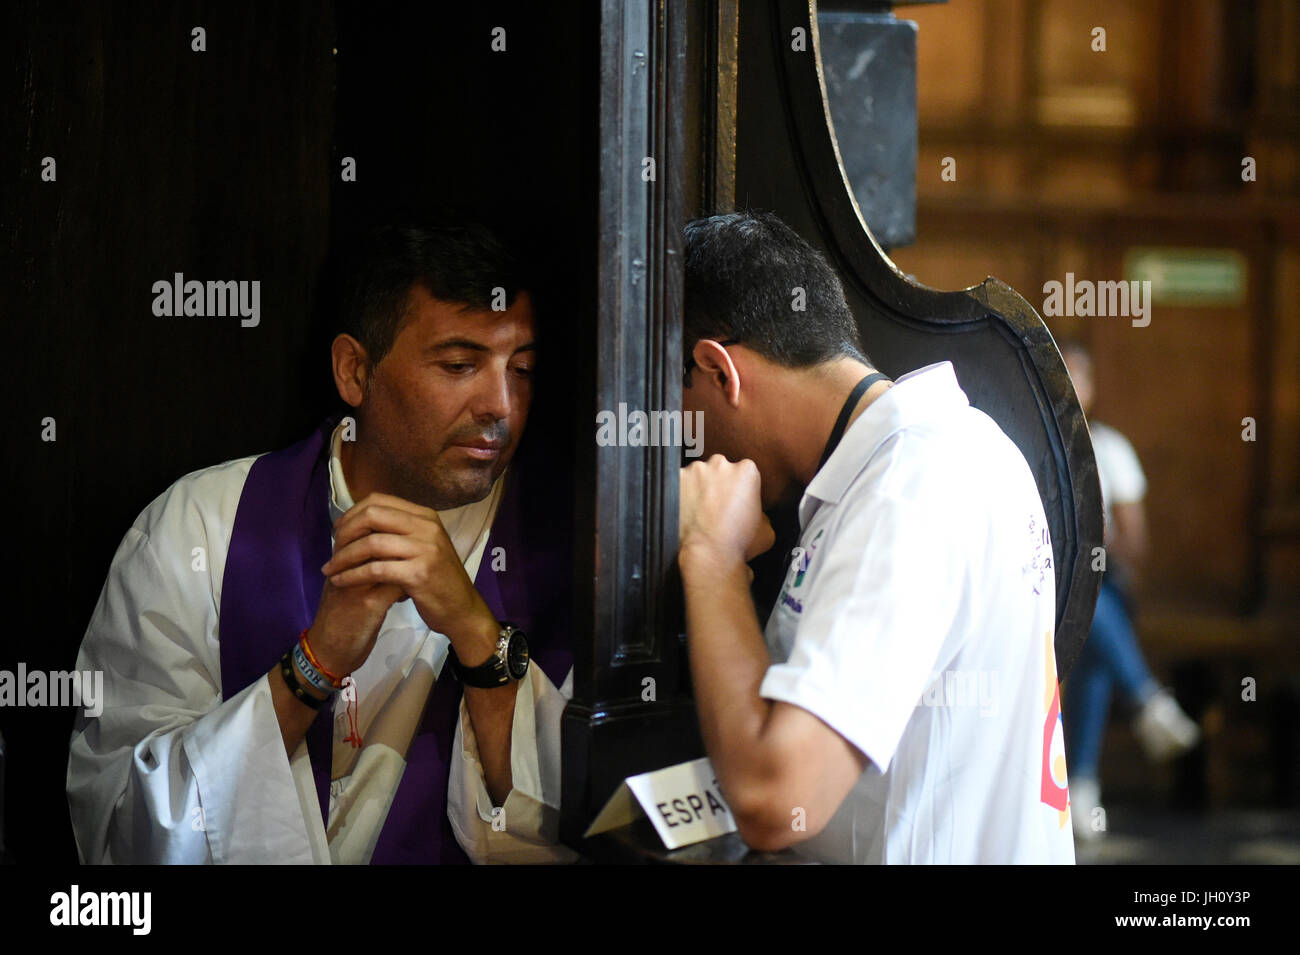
218, 415, 573, 864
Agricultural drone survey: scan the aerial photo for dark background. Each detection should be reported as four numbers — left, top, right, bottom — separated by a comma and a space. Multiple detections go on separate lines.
2, 0, 593, 864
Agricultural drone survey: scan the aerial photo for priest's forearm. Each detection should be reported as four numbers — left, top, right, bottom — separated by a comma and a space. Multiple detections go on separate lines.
269, 660, 330, 755
463, 682, 520, 806
448, 610, 518, 806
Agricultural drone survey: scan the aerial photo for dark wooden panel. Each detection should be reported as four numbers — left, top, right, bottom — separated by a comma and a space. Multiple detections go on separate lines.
560, 0, 701, 847
3, 0, 337, 864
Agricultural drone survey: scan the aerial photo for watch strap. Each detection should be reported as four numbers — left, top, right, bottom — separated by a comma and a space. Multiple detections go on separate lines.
448, 624, 525, 688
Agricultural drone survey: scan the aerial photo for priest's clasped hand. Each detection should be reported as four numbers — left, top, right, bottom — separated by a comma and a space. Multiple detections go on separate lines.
317, 492, 500, 672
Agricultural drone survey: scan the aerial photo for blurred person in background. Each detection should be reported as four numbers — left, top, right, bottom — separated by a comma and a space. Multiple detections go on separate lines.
1060, 340, 1200, 843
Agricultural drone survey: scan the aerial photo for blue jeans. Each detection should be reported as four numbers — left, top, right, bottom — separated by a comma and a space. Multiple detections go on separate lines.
1063, 578, 1160, 781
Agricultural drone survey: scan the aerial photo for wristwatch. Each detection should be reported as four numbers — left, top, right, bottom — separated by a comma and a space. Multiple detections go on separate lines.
447, 622, 530, 688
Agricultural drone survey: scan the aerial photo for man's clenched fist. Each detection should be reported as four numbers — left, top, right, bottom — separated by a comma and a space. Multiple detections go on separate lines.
679, 455, 775, 568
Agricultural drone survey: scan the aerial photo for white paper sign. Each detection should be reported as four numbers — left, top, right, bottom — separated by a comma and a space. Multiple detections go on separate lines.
584, 756, 737, 849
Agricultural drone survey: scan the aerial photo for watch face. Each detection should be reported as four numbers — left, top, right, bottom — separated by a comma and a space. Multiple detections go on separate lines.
506, 630, 530, 680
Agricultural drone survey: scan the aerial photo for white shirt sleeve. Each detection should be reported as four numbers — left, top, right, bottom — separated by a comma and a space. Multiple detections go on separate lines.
447, 664, 579, 864
759, 481, 964, 775
67, 520, 320, 864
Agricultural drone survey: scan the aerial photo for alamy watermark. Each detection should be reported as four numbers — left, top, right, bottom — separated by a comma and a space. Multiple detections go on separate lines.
50, 885, 150, 935
596, 404, 704, 458
152, 273, 260, 327
0, 665, 103, 717
916, 669, 1000, 717
1042, 272, 1151, 327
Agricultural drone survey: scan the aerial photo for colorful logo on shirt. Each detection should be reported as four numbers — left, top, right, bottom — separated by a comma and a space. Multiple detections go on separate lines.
1039, 630, 1070, 826
792, 554, 809, 589
778, 530, 824, 616
792, 529, 824, 589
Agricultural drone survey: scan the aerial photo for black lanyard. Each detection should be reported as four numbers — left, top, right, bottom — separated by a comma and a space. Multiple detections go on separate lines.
818, 372, 891, 472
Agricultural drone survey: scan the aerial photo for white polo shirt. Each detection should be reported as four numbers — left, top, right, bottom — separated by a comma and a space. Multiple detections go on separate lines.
759, 362, 1075, 864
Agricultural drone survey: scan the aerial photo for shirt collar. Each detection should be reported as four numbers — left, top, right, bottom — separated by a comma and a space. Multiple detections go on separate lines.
801, 361, 970, 513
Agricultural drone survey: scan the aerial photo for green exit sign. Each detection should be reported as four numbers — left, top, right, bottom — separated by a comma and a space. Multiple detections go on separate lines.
1124, 248, 1247, 306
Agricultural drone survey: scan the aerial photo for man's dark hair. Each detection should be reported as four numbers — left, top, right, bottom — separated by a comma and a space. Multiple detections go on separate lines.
683, 211, 866, 381
337, 221, 526, 367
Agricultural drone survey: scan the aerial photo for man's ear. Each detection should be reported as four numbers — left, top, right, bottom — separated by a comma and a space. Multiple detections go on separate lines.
691, 339, 742, 408
331, 333, 371, 408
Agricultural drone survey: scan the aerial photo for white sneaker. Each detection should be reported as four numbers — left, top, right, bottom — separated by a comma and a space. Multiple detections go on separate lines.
1133, 688, 1201, 762
1070, 777, 1106, 842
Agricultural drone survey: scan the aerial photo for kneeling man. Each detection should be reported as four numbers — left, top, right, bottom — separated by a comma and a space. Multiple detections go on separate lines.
677, 212, 1074, 864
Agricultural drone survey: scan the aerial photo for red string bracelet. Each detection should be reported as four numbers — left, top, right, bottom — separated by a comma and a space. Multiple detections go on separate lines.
299, 628, 344, 688
297, 629, 361, 748
341, 677, 363, 749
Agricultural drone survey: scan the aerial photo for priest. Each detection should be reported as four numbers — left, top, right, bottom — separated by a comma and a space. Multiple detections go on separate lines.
67, 222, 577, 864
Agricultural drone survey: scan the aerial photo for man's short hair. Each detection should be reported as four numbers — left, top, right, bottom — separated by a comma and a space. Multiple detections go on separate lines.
683, 211, 867, 380
337, 221, 525, 367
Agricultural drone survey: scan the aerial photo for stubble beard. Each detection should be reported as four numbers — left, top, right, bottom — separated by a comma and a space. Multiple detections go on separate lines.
395, 451, 504, 512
